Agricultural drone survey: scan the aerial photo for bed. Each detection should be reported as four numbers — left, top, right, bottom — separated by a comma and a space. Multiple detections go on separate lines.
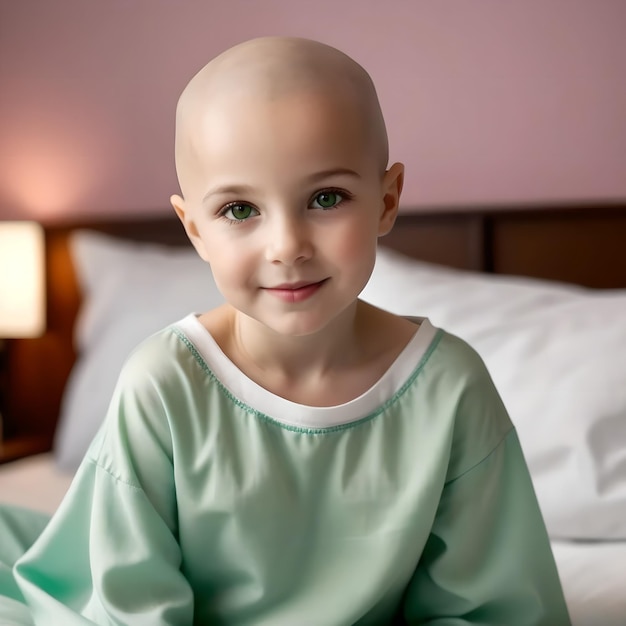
1, 202, 625, 624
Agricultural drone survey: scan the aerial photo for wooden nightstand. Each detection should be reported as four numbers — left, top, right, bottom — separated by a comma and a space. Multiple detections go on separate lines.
0, 435, 50, 465
0, 339, 51, 464
0, 337, 8, 461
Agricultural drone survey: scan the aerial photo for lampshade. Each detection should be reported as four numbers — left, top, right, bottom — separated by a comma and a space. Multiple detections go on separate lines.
0, 221, 46, 337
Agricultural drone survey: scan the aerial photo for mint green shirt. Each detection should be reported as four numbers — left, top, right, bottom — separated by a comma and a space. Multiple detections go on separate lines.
3, 315, 570, 624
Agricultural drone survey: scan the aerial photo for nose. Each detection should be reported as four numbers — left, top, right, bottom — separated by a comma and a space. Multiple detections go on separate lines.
265, 214, 313, 266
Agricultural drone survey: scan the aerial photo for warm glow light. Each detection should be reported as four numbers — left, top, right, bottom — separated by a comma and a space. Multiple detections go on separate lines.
0, 110, 109, 220
0, 221, 46, 337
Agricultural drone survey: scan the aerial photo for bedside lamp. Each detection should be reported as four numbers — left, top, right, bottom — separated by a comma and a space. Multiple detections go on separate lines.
0, 221, 46, 338
0, 221, 46, 452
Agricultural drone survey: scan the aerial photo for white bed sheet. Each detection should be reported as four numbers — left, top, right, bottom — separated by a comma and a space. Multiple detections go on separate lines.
552, 540, 626, 626
0, 452, 72, 515
0, 454, 624, 625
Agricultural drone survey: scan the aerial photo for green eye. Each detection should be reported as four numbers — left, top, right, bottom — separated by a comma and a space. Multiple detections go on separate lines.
312, 191, 342, 210
224, 203, 256, 221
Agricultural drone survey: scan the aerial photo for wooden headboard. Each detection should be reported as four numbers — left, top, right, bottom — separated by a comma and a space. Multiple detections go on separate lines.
2, 202, 626, 461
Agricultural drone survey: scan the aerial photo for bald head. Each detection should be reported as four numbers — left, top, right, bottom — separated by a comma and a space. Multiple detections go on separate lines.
173, 37, 389, 196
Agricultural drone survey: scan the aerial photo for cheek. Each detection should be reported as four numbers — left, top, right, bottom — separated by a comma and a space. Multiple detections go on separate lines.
326, 218, 378, 265
211, 255, 251, 286
201, 235, 255, 289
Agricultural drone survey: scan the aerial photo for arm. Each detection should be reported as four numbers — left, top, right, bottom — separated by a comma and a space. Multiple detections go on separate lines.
13, 341, 195, 625
401, 429, 571, 625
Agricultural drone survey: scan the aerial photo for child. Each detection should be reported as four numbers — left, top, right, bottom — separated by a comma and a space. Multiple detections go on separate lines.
2, 37, 570, 624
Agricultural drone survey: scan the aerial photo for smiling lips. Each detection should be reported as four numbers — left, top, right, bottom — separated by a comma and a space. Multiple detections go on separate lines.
264, 279, 328, 303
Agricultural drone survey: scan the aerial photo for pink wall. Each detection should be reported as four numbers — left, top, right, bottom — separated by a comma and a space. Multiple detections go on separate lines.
1, 0, 625, 222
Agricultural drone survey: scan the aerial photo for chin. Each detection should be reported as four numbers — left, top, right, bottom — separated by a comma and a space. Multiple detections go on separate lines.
231, 288, 362, 338
262, 300, 361, 339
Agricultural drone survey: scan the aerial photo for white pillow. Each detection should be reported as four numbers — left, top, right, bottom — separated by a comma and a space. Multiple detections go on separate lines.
53, 230, 224, 471
362, 247, 626, 540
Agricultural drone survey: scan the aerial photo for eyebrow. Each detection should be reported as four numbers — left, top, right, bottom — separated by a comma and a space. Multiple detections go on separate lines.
202, 168, 361, 204
202, 184, 255, 204
306, 168, 362, 183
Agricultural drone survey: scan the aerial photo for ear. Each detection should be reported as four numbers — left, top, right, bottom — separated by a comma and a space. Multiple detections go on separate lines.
170, 194, 210, 262
377, 162, 404, 237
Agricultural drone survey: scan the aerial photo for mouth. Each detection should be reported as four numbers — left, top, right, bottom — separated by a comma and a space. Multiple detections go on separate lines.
263, 278, 329, 303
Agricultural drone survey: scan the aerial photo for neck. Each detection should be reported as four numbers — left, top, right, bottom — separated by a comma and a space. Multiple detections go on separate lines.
200, 300, 418, 407
231, 301, 363, 380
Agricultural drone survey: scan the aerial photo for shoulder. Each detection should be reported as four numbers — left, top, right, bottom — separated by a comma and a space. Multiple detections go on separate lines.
86, 319, 207, 473
420, 328, 514, 482
422, 328, 501, 395
117, 317, 206, 393
93, 318, 211, 442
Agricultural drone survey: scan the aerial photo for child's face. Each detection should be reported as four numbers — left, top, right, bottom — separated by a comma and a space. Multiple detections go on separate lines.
174, 89, 402, 338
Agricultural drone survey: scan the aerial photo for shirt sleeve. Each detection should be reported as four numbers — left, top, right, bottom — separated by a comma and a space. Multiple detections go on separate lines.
400, 429, 572, 625
13, 341, 195, 625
